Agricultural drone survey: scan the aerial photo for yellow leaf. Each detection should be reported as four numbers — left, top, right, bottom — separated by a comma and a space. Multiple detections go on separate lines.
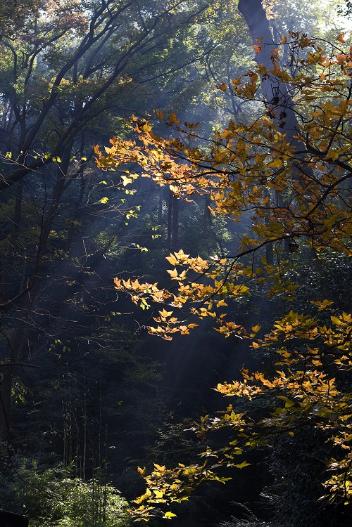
121, 175, 132, 186
165, 253, 178, 266
331, 315, 343, 326
310, 299, 334, 311
251, 324, 261, 333
154, 463, 166, 472
154, 489, 164, 499
159, 309, 173, 319
134, 488, 152, 505
163, 512, 177, 519
141, 121, 153, 133
216, 299, 228, 308
234, 461, 251, 469
267, 158, 283, 169
167, 268, 178, 279
137, 466, 145, 476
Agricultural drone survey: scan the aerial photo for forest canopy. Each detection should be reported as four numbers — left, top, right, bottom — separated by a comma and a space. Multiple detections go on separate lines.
0, 1, 352, 527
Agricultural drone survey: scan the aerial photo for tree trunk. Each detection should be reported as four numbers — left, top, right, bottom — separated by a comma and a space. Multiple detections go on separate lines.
238, 0, 309, 257
0, 331, 27, 442
238, 0, 301, 144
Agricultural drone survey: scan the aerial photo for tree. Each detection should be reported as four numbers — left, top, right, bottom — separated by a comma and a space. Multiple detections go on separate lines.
0, 0, 213, 190
95, 32, 352, 522
0, 0, 217, 442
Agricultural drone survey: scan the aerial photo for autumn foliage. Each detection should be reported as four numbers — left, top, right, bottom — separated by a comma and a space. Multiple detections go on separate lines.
95, 34, 352, 520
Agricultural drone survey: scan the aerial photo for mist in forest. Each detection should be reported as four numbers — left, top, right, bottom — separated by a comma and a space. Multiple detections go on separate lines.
0, 1, 351, 527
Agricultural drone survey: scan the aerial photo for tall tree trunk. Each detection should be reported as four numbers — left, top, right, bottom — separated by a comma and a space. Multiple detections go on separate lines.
238, 0, 309, 257
0, 143, 74, 442
238, 0, 300, 143
0, 366, 11, 442
0, 330, 27, 442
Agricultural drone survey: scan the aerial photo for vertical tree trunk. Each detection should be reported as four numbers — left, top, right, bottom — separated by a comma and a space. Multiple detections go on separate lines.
238, 0, 299, 142
0, 143, 75, 443
82, 390, 87, 480
0, 331, 26, 442
238, 0, 308, 257
0, 366, 11, 442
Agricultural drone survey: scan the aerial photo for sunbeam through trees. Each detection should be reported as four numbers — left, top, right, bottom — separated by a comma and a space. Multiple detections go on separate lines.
0, 1, 352, 527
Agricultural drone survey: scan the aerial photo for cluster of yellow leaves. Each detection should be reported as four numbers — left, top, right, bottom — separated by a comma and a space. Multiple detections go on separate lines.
215, 306, 352, 505
131, 407, 248, 522
258, 309, 352, 363
114, 250, 250, 340
131, 306, 352, 520
96, 36, 352, 260
94, 118, 209, 199
131, 461, 233, 522
95, 35, 352, 343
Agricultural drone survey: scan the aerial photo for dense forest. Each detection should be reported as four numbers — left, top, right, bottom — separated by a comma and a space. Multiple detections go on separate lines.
0, 1, 352, 526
